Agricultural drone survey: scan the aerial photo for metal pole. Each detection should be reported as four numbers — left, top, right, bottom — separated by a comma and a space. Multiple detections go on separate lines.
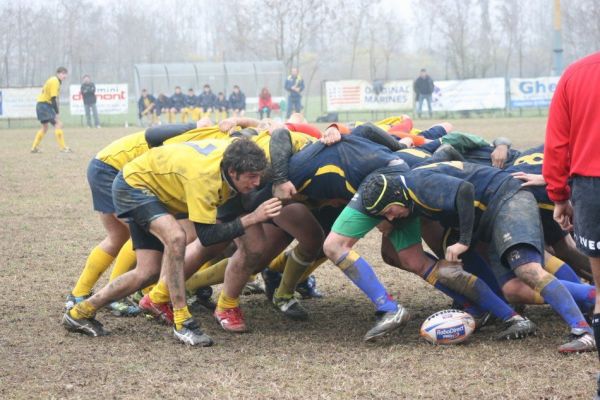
552, 0, 563, 76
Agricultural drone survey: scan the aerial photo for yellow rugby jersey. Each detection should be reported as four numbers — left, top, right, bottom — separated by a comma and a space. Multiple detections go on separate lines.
96, 131, 149, 170
123, 139, 235, 224
251, 130, 315, 162
37, 76, 61, 103
164, 125, 228, 145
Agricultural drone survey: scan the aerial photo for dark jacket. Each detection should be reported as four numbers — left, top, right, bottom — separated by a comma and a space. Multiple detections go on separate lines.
81, 82, 97, 105
185, 94, 197, 108
414, 75, 434, 96
137, 94, 156, 117
215, 97, 229, 110
198, 91, 217, 109
228, 91, 246, 110
170, 92, 186, 109
285, 75, 304, 99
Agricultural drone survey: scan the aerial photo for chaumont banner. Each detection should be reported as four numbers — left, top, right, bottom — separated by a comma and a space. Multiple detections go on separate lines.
69, 84, 129, 115
325, 80, 413, 112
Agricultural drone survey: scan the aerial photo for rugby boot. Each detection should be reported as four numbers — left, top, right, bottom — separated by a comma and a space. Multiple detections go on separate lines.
188, 287, 217, 311
261, 268, 282, 301
296, 275, 324, 299
62, 312, 108, 337
30, 148, 41, 154
558, 329, 596, 353
109, 298, 141, 317
138, 294, 174, 325
60, 147, 73, 153
214, 307, 248, 333
364, 305, 410, 342
64, 293, 91, 312
131, 290, 144, 304
242, 279, 265, 295
173, 318, 214, 347
495, 316, 536, 340
272, 294, 308, 320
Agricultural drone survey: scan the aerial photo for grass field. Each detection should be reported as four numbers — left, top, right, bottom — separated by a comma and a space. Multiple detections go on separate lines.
1, 117, 596, 399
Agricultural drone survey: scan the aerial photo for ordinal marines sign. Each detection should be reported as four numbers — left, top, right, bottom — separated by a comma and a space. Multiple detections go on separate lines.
325, 80, 413, 112
509, 76, 559, 108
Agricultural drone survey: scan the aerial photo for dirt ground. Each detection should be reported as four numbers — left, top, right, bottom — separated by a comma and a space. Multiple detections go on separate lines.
1, 117, 596, 399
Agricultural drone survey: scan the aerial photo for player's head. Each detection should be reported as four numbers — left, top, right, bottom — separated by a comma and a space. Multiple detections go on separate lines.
175, 86, 181, 94
203, 84, 211, 92
291, 67, 298, 76
222, 138, 268, 193
233, 85, 240, 93
141, 88, 148, 97
56, 66, 68, 80
218, 91, 225, 99
188, 88, 194, 94
420, 68, 427, 77
82, 74, 90, 83
361, 173, 412, 221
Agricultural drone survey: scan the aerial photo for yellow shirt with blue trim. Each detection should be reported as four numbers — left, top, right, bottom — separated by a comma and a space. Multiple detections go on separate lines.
96, 131, 149, 171
122, 139, 235, 224
37, 76, 61, 103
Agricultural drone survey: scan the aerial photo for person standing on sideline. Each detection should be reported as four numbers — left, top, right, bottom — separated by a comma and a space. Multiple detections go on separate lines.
543, 51, 600, 397
31, 66, 71, 153
285, 67, 304, 118
413, 68, 434, 118
81, 75, 100, 128
228, 85, 246, 117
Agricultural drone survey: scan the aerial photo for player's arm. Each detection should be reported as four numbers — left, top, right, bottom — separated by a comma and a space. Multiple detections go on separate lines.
270, 128, 306, 199
490, 137, 513, 168
194, 198, 282, 246
145, 123, 197, 147
219, 117, 260, 133
351, 122, 406, 151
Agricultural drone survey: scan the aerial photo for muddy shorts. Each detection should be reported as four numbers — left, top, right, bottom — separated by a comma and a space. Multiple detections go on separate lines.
87, 158, 119, 213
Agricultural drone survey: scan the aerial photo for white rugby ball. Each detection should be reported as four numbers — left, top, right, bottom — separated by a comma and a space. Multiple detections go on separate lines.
420, 309, 475, 345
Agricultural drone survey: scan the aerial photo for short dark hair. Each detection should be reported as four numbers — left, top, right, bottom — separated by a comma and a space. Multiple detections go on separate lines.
420, 68, 427, 72
56, 66, 68, 74
188, 88, 194, 91
141, 88, 147, 93
175, 86, 181, 90
204, 84, 210, 89
82, 74, 90, 79
233, 85, 240, 89
222, 138, 267, 175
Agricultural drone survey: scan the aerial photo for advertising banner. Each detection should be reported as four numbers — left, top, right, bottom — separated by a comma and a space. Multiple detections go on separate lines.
432, 78, 506, 111
69, 84, 128, 115
0, 87, 41, 118
326, 80, 413, 112
509, 76, 559, 108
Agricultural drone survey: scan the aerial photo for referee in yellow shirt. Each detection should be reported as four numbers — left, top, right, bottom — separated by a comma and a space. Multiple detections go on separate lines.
31, 67, 71, 153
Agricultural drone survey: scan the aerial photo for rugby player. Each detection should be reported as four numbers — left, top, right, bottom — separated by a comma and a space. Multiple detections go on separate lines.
63, 138, 279, 346
359, 161, 595, 352
31, 67, 71, 153
168, 86, 186, 123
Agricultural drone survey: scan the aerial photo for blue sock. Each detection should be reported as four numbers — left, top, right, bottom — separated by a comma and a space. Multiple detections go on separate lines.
540, 278, 592, 333
422, 264, 485, 316
340, 255, 398, 313
470, 277, 517, 321
462, 250, 506, 299
553, 263, 582, 283
559, 280, 595, 311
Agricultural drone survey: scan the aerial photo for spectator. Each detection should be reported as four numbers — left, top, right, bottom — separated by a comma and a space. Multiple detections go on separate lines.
228, 85, 246, 117
285, 67, 304, 118
169, 86, 186, 123
155, 93, 170, 124
258, 87, 274, 119
197, 84, 216, 119
215, 92, 229, 122
137, 89, 157, 126
543, 52, 600, 381
81, 75, 100, 128
182, 88, 198, 122
413, 68, 434, 118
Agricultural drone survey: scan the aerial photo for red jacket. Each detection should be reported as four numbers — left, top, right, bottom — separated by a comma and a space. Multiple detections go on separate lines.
543, 52, 600, 202
258, 95, 273, 110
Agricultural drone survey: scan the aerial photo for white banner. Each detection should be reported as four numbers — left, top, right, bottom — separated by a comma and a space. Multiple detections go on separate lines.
326, 80, 412, 112
0, 87, 41, 118
432, 78, 506, 111
509, 76, 559, 108
69, 84, 128, 115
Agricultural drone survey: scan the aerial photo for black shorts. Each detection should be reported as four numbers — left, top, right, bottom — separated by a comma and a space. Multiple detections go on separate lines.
572, 176, 600, 257
36, 102, 56, 124
487, 190, 545, 283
